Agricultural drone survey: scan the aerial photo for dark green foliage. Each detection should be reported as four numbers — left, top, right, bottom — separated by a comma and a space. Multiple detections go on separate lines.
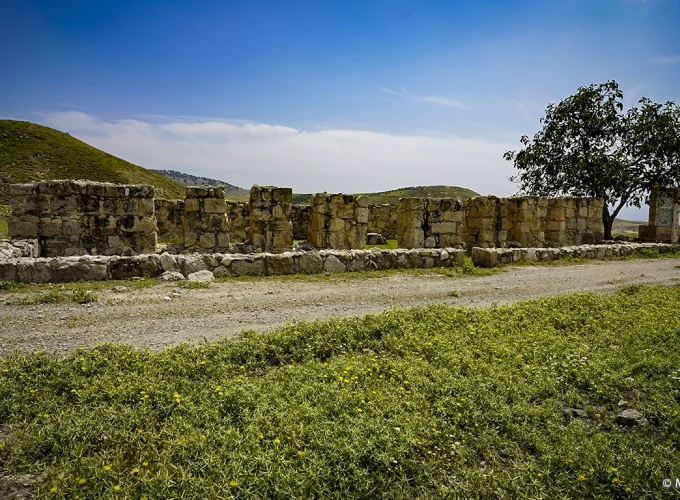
505, 81, 680, 239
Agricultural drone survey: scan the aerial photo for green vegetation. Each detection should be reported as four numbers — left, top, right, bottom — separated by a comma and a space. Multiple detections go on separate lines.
72, 289, 99, 304
447, 289, 461, 297
20, 288, 99, 305
0, 204, 9, 238
0, 278, 159, 296
505, 80, 680, 240
611, 218, 645, 235
179, 281, 211, 290
0, 120, 186, 204
152, 169, 249, 200
1, 286, 679, 498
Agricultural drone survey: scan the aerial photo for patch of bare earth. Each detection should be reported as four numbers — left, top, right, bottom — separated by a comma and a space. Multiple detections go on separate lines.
1, 259, 678, 354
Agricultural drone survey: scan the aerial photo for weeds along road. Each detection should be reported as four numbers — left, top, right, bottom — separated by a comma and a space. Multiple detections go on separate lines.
1, 258, 679, 354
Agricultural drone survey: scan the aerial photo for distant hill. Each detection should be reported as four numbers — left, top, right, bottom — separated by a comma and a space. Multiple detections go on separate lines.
292, 185, 481, 205
0, 120, 186, 204
152, 169, 250, 201
612, 218, 645, 234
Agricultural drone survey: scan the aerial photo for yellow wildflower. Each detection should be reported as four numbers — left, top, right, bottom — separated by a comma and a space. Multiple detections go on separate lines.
273, 438, 281, 445
229, 480, 238, 486
114, 485, 121, 491
103, 464, 112, 471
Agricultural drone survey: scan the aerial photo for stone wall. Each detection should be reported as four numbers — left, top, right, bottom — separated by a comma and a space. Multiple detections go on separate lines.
368, 204, 397, 239
460, 195, 604, 248
505, 196, 548, 247
291, 205, 311, 241
226, 201, 249, 243
9, 180, 157, 257
183, 186, 230, 253
249, 185, 293, 253
546, 197, 604, 246
309, 194, 368, 249
397, 198, 464, 249
154, 199, 184, 240
462, 196, 507, 248
638, 187, 679, 243
1, 242, 673, 284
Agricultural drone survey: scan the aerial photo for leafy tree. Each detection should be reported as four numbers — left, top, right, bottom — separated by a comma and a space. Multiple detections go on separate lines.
504, 80, 680, 240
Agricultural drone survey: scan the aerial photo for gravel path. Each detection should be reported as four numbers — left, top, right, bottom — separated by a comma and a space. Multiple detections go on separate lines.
1, 258, 678, 354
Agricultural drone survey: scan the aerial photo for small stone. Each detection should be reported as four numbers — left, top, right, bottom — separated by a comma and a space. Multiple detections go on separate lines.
563, 407, 587, 418
615, 409, 648, 427
159, 271, 186, 282
163, 296, 172, 301
187, 270, 214, 283
111, 286, 129, 293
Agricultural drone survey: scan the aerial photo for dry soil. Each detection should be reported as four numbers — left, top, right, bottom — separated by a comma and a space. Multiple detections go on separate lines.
1, 258, 679, 354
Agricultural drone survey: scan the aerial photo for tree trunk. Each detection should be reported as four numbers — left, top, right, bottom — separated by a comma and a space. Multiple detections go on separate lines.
602, 206, 614, 240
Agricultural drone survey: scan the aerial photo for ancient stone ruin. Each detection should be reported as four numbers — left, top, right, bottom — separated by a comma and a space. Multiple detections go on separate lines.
248, 185, 293, 253
154, 199, 184, 240
309, 193, 368, 250
183, 186, 230, 253
367, 204, 397, 239
639, 186, 679, 244
9, 180, 157, 257
4, 179, 616, 263
225, 201, 249, 243
291, 204, 312, 241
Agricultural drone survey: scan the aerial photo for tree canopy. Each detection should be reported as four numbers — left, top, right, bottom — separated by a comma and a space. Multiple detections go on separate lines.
504, 80, 680, 239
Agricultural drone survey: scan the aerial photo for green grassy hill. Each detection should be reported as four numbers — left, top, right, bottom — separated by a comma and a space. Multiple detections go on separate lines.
0, 120, 186, 204
292, 185, 481, 205
612, 218, 645, 234
152, 169, 250, 200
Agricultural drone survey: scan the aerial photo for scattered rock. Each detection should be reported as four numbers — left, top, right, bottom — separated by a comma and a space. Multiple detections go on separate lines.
163, 296, 172, 301
111, 286, 130, 293
563, 407, 588, 418
615, 409, 648, 427
187, 270, 214, 283
159, 271, 186, 282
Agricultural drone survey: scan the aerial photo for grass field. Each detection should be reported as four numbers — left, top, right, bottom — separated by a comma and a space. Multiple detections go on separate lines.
1, 285, 678, 498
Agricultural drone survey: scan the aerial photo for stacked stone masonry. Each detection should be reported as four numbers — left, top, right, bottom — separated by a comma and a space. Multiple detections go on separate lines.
460, 196, 603, 248
638, 186, 679, 243
9, 180, 157, 257
462, 196, 507, 248
291, 205, 312, 241
154, 199, 184, 240
249, 185, 293, 253
368, 204, 397, 239
309, 194, 368, 250
0, 242, 674, 284
397, 197, 464, 249
545, 197, 605, 246
183, 186, 230, 253
225, 201, 249, 243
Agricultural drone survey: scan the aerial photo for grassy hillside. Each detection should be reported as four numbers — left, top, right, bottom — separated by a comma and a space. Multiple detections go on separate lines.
153, 169, 250, 200
612, 218, 645, 234
292, 185, 481, 205
0, 120, 186, 204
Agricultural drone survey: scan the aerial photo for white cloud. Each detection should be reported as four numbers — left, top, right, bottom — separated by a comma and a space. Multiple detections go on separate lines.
651, 55, 680, 64
379, 87, 468, 109
38, 111, 518, 196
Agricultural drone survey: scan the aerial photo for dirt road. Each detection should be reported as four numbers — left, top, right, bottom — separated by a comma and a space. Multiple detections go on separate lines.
1, 258, 678, 354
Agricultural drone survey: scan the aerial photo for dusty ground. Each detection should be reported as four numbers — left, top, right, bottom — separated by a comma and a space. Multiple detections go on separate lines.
1, 258, 679, 354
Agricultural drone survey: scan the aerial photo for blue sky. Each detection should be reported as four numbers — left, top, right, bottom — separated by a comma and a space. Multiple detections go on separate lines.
1, 0, 679, 219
